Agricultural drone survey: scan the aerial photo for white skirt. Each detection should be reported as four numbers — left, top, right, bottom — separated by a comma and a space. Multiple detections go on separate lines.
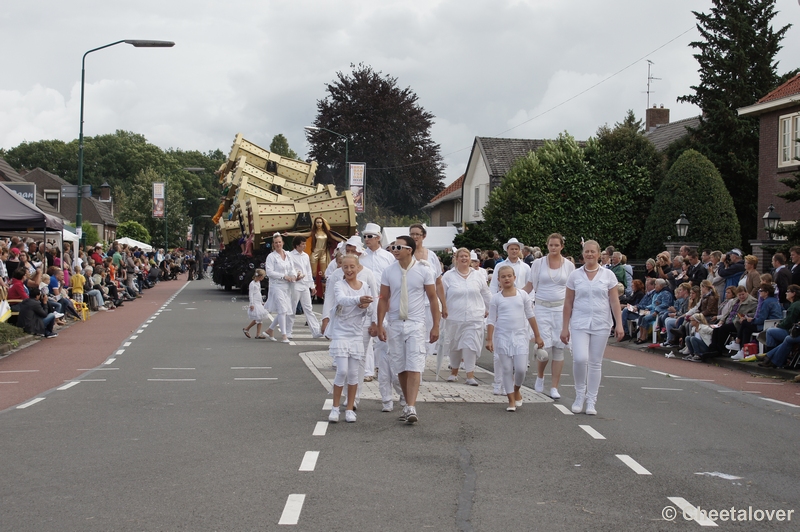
493, 329, 530, 357
443, 319, 484, 354
266, 281, 292, 314
247, 304, 268, 322
329, 338, 366, 360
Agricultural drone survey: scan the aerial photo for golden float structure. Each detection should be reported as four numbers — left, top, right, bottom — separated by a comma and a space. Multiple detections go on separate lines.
213, 133, 357, 246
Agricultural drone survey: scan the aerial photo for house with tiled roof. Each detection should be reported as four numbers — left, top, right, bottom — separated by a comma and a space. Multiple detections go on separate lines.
0, 157, 65, 221
738, 72, 800, 240
422, 174, 464, 227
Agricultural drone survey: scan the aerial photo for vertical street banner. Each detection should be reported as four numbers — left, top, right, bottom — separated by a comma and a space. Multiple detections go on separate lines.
349, 163, 365, 213
153, 182, 165, 218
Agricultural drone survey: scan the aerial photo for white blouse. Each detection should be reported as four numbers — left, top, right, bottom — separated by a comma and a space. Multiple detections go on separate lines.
565, 266, 617, 332
441, 268, 491, 322
529, 255, 575, 302
487, 289, 535, 332
329, 280, 373, 340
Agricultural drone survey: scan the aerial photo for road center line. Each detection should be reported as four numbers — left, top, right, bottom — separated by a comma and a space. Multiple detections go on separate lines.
760, 397, 800, 408
312, 422, 328, 436
77, 367, 119, 371
234, 378, 278, 381
130, 335, 138, 339
322, 399, 333, 411
745, 381, 784, 385
604, 375, 645, 379
616, 454, 651, 475
650, 370, 672, 376
0, 370, 39, 373
553, 404, 574, 415
641, 387, 683, 391
230, 367, 272, 370
0, 381, 19, 384
609, 360, 635, 367
57, 381, 80, 391
278, 494, 306, 525
579, 425, 606, 439
16, 397, 45, 409
147, 379, 196, 382
666, 497, 718, 527
299, 451, 319, 471
137, 330, 144, 333
152, 368, 196, 370
674, 378, 714, 382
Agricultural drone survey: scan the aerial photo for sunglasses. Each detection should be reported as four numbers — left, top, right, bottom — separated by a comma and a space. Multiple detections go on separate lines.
364, 234, 378, 239
390, 245, 411, 251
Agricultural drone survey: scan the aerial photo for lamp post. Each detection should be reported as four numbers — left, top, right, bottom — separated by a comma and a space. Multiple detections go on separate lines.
675, 213, 689, 239
77, 39, 174, 251
185, 197, 207, 251
304, 126, 349, 186
763, 203, 781, 240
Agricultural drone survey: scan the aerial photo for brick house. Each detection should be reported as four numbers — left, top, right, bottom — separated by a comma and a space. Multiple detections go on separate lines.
422, 174, 464, 227
0, 157, 64, 222
738, 73, 800, 241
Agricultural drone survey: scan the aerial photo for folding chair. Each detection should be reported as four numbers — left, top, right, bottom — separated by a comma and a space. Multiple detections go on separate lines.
71, 299, 90, 321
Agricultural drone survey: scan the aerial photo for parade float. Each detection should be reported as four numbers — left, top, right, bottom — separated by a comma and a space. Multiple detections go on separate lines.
211, 134, 357, 293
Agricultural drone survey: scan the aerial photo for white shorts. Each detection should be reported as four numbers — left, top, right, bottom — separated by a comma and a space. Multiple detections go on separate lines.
386, 320, 427, 373
329, 338, 365, 360
534, 304, 566, 350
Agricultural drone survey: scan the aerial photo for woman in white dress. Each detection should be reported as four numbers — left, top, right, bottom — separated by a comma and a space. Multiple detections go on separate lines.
243, 269, 267, 339
525, 233, 575, 399
561, 240, 624, 415
327, 255, 375, 423
440, 248, 491, 385
486, 265, 544, 412
265, 233, 297, 343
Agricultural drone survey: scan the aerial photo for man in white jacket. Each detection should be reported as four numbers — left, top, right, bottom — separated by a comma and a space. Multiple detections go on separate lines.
287, 236, 322, 338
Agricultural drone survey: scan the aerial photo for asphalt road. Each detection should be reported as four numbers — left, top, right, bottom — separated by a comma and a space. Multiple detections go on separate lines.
1, 279, 798, 531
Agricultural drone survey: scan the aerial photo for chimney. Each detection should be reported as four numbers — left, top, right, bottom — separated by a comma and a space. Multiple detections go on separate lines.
99, 182, 111, 202
646, 104, 670, 132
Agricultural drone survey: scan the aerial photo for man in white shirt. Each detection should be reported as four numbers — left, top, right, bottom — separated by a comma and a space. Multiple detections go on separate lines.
287, 236, 322, 338
359, 223, 402, 410
377, 235, 440, 424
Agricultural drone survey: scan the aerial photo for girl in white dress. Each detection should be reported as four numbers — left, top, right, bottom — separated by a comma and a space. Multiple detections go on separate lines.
243, 269, 267, 338
265, 233, 297, 343
486, 265, 544, 412
328, 255, 375, 423
440, 248, 491, 385
561, 240, 624, 415
524, 233, 575, 399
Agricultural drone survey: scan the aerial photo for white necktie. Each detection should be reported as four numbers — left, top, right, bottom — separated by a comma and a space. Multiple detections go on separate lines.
399, 260, 415, 320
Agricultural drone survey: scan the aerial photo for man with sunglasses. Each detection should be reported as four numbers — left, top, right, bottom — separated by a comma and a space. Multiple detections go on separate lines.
360, 223, 402, 411
377, 236, 440, 424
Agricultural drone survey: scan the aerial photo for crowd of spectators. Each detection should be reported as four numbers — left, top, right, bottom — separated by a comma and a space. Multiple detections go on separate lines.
1, 236, 188, 339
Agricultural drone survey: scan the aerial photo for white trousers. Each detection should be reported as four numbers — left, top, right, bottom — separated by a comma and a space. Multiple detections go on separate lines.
373, 325, 402, 403
287, 288, 320, 337
497, 353, 527, 393
571, 329, 607, 403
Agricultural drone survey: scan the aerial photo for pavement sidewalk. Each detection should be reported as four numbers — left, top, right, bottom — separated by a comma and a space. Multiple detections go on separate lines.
0, 276, 189, 411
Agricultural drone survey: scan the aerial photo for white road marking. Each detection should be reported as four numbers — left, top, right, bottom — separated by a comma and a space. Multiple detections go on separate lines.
57, 381, 80, 390
650, 370, 671, 376
604, 375, 645, 379
137, 329, 144, 333
553, 404, 574, 415
164, 309, 172, 311
185, 308, 197, 310
641, 387, 683, 391
666, 497, 718, 527
609, 360, 635, 367
77, 367, 118, 371
579, 425, 606, 439
323, 399, 333, 410
0, 381, 19, 384
760, 397, 800, 408
292, 341, 331, 346
147, 320, 154, 323
278, 494, 306, 525
16, 397, 45, 409
674, 378, 714, 382
141, 324, 148, 328
299, 451, 319, 472
312, 422, 328, 436
152, 368, 196, 370
115, 350, 125, 355
694, 471, 742, 480
123, 342, 132, 347
104, 358, 116, 365
616, 454, 651, 475
78, 379, 106, 382
234, 378, 278, 381
0, 370, 39, 373
718, 390, 760, 394
745, 381, 784, 385
231, 367, 272, 370
147, 379, 196, 382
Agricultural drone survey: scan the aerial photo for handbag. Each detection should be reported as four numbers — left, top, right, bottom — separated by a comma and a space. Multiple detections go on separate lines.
790, 323, 800, 338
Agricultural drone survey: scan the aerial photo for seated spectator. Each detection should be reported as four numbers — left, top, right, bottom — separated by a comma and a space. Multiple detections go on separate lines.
674, 285, 703, 354
82, 266, 110, 311
47, 266, 82, 321
725, 283, 783, 355
759, 284, 800, 353
16, 286, 57, 338
684, 314, 713, 361
644, 258, 658, 279
685, 248, 706, 287
665, 256, 688, 292
717, 249, 746, 290
7, 268, 29, 300
660, 283, 692, 348
705, 286, 757, 357
707, 250, 725, 295
758, 326, 800, 368
635, 278, 674, 344
621, 278, 655, 340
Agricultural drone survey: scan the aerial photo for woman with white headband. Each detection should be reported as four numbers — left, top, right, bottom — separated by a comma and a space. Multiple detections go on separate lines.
264, 233, 296, 343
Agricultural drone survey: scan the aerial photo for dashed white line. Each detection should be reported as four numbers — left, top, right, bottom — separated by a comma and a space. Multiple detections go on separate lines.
609, 360, 635, 367
141, 324, 148, 328
553, 404, 574, 415
0, 381, 19, 384
718, 390, 760, 394
760, 397, 800, 408
299, 451, 319, 472
650, 370, 671, 376
115, 350, 125, 355
579, 425, 606, 439
312, 422, 328, 436
604, 375, 645, 379
77, 367, 118, 371
674, 378, 714, 382
130, 335, 138, 339
16, 397, 45, 409
322, 399, 333, 410
746, 381, 784, 385
641, 387, 683, 391
147, 379, 196, 382
278, 494, 306, 525
136, 329, 144, 333
616, 454, 651, 475
234, 378, 278, 381
231, 367, 272, 370
57, 381, 80, 390
153, 368, 196, 370
104, 358, 116, 365
666, 497, 718, 527
0, 369, 39, 373
123, 342, 132, 347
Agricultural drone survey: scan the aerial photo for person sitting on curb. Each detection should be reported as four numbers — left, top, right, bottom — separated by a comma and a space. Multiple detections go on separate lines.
16, 286, 58, 338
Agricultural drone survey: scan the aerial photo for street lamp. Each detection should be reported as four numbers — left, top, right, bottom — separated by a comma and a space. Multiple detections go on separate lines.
675, 213, 689, 239
77, 39, 174, 250
304, 125, 349, 186
763, 203, 781, 240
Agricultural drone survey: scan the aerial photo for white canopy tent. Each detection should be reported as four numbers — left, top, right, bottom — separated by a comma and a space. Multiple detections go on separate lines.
115, 236, 153, 252
380, 225, 459, 251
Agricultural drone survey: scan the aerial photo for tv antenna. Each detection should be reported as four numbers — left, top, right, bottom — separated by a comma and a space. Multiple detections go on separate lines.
645, 60, 661, 108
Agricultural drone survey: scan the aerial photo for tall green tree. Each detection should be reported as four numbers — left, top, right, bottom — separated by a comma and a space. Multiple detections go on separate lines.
677, 0, 792, 246
116, 221, 152, 243
638, 150, 740, 259
307, 63, 444, 216
269, 134, 298, 160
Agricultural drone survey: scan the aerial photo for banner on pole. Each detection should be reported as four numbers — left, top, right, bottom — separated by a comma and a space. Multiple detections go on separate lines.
153, 182, 165, 218
348, 163, 365, 213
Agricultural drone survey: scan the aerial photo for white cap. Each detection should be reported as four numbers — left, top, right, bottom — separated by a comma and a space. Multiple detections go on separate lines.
345, 235, 364, 254
503, 237, 524, 251
469, 251, 478, 261
363, 222, 381, 236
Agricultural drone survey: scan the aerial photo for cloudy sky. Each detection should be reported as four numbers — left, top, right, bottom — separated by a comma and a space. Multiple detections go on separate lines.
2, 0, 799, 187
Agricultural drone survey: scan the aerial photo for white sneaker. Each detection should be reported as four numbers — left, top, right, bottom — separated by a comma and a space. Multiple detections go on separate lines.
585, 402, 597, 415
446, 375, 458, 382
345, 410, 357, 423
405, 406, 418, 424
328, 407, 340, 423
398, 406, 409, 421
550, 388, 560, 400
725, 341, 740, 351
97, 306, 107, 311
572, 396, 585, 414
381, 402, 393, 412
679, 347, 690, 355
464, 378, 479, 386
534, 377, 544, 393
54, 312, 65, 319
730, 350, 745, 361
